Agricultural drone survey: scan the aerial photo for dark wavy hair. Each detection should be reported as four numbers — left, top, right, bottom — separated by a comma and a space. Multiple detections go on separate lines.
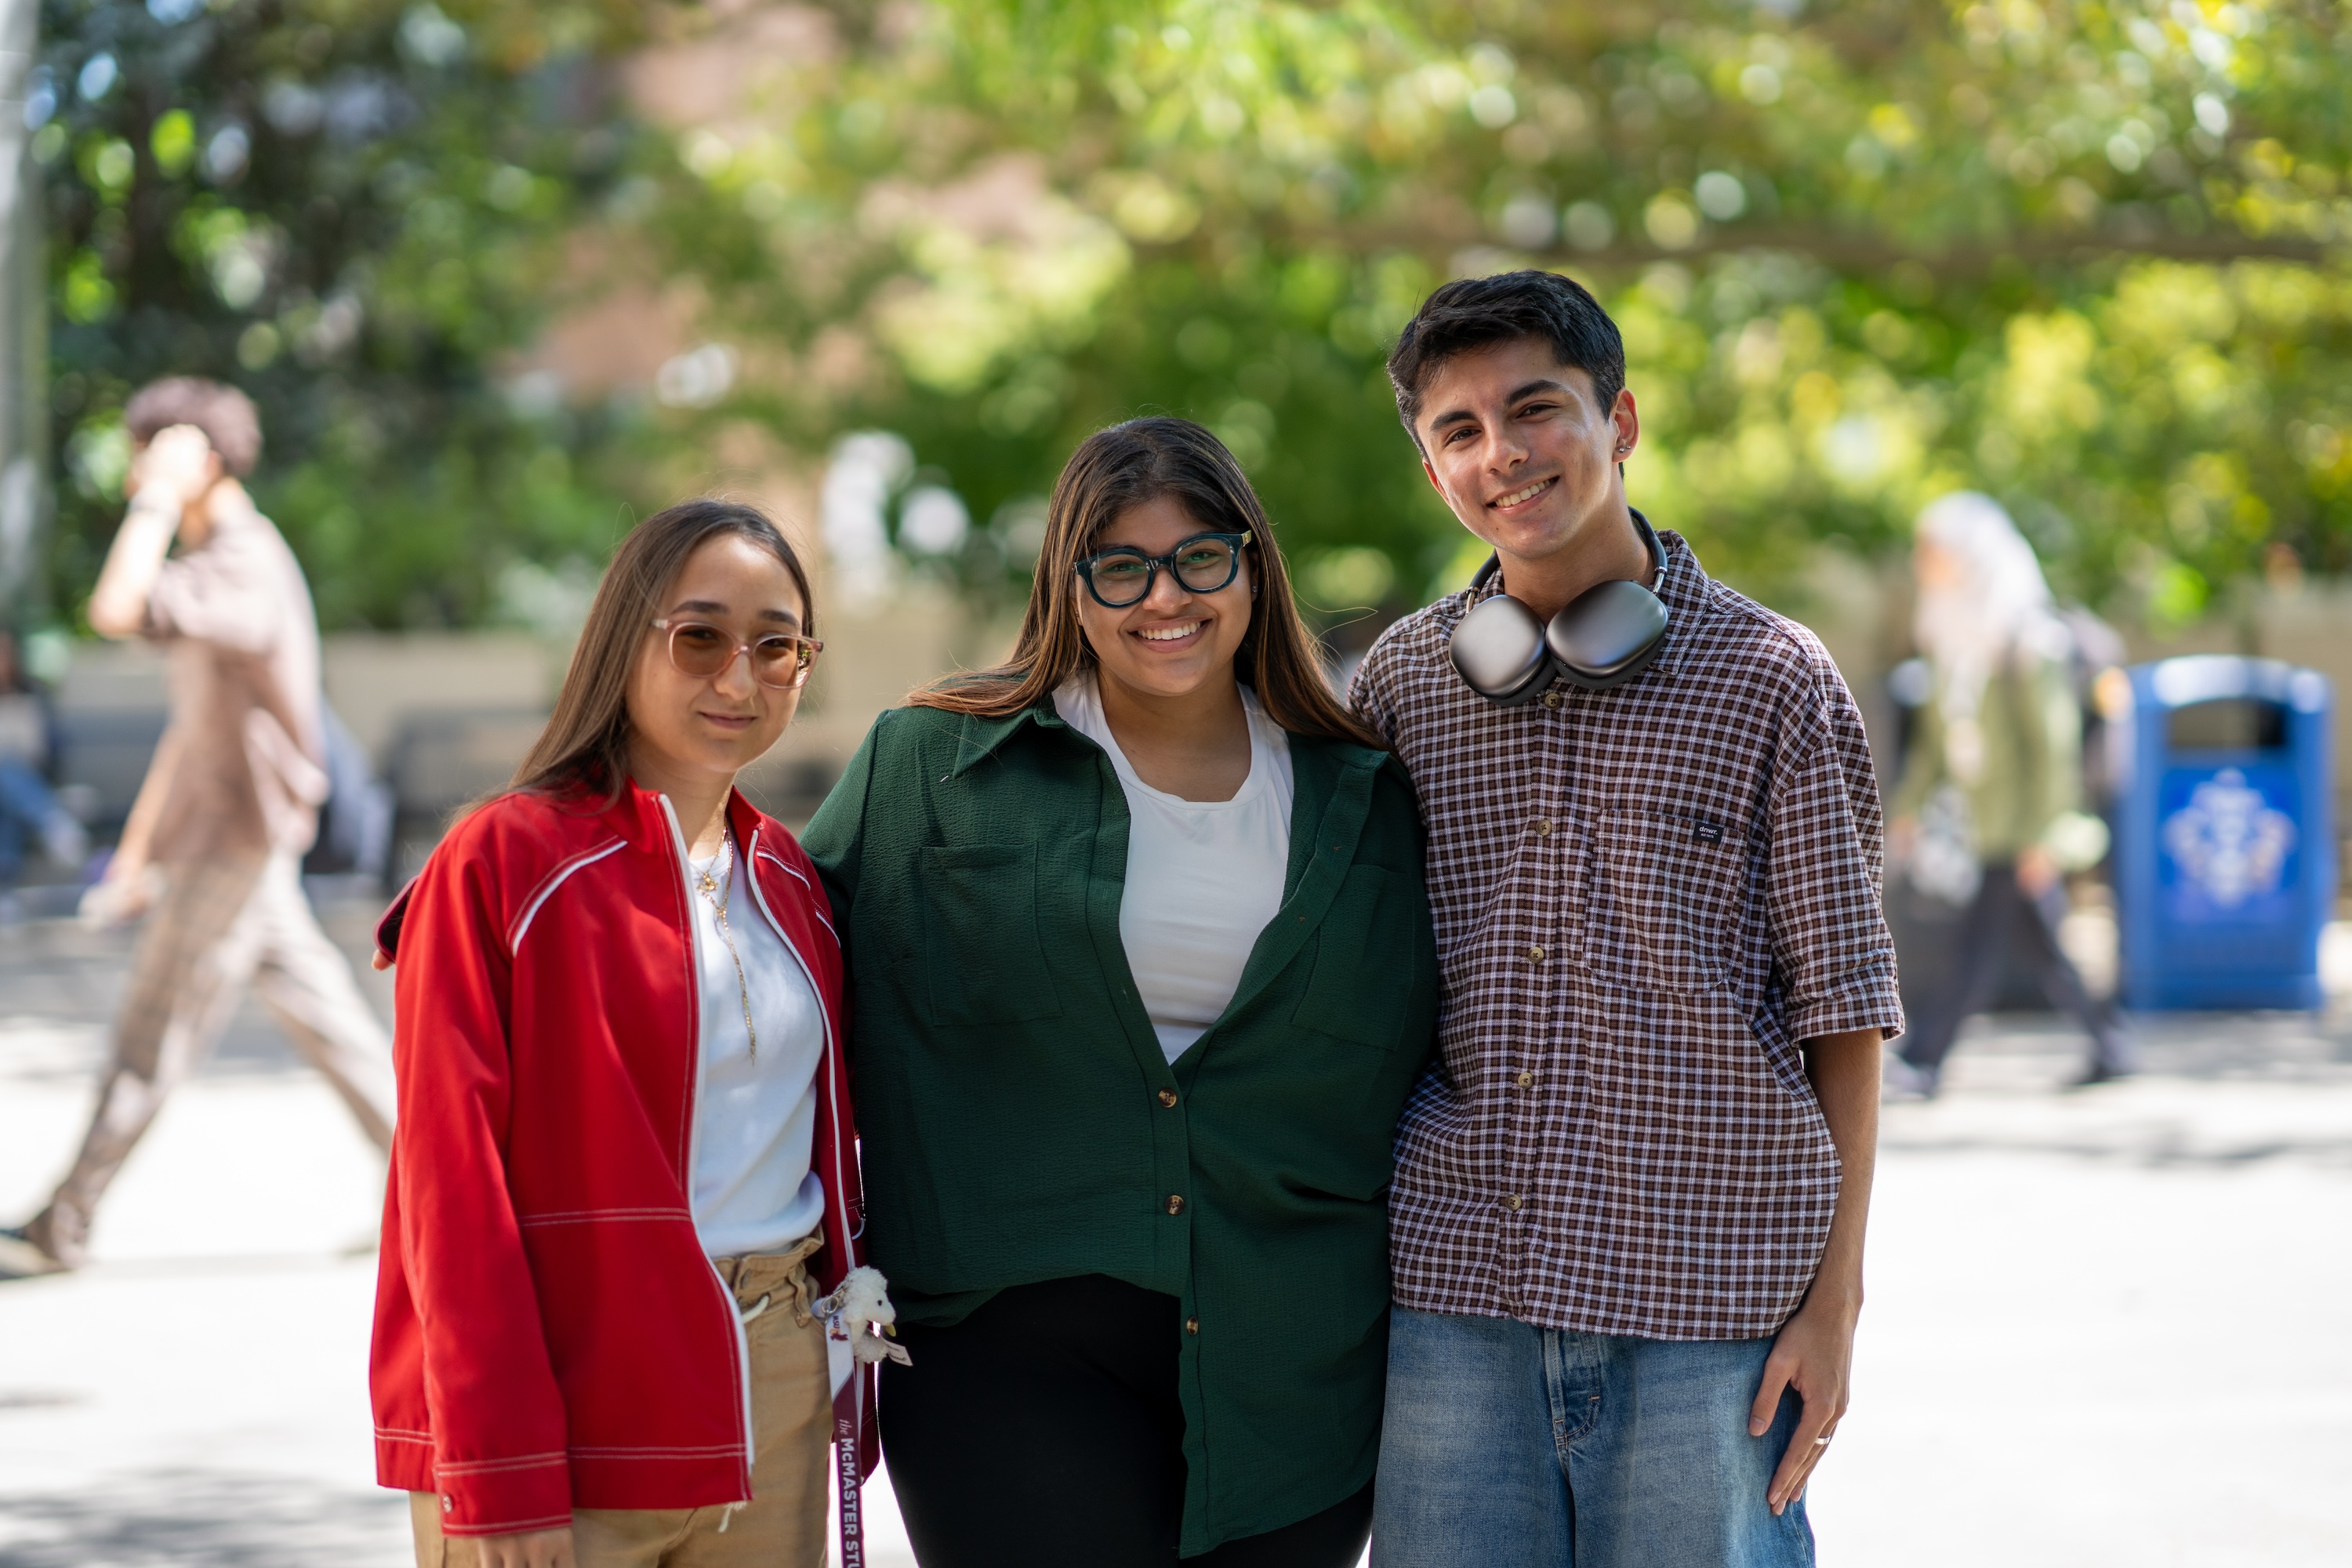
909, 417, 1380, 749
1386, 270, 1625, 441
509, 499, 815, 804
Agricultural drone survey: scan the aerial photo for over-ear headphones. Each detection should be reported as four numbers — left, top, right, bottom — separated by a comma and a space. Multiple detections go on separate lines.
1448, 510, 1671, 705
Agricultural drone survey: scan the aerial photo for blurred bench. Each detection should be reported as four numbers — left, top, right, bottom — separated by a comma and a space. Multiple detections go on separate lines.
51, 708, 169, 833
383, 709, 551, 884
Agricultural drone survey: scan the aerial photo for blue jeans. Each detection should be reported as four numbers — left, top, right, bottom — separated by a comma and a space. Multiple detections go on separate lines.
1371, 1308, 1813, 1568
0, 759, 60, 880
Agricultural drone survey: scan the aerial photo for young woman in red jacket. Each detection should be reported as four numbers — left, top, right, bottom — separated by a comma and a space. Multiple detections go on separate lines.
369, 500, 898, 1568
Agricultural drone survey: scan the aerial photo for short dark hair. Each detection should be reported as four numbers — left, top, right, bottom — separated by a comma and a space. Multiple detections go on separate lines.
122, 377, 263, 476
1385, 270, 1625, 441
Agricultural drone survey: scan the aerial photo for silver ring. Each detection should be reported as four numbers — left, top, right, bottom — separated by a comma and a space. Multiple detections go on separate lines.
1813, 1436, 1832, 1446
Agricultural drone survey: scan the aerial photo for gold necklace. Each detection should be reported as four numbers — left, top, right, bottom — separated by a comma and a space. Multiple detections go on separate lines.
694, 829, 757, 1059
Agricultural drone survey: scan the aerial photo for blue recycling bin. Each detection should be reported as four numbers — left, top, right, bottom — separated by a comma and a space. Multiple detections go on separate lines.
2117, 655, 2334, 1010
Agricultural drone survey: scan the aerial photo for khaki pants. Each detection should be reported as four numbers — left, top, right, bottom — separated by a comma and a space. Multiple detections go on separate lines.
29, 851, 397, 1266
410, 1238, 834, 1568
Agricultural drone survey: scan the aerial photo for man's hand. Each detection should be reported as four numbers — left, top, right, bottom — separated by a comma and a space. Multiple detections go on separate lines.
1751, 1288, 1858, 1516
2015, 843, 2060, 898
78, 861, 160, 929
1754, 1025, 1882, 1516
90, 428, 216, 638
477, 1526, 575, 1568
126, 424, 217, 512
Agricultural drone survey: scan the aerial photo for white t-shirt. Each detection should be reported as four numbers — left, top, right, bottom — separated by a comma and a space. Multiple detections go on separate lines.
684, 833, 826, 1258
1055, 674, 1294, 1063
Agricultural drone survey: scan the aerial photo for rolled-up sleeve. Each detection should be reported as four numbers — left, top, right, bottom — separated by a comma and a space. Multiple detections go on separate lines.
1764, 670, 1907, 1044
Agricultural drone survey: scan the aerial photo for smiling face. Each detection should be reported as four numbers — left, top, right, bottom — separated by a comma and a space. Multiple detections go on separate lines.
1074, 492, 1254, 704
623, 532, 808, 792
1413, 336, 1639, 572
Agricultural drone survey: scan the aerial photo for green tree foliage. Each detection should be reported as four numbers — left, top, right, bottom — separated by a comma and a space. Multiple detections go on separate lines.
37, 0, 2352, 631
664, 0, 2352, 630
32, 0, 679, 628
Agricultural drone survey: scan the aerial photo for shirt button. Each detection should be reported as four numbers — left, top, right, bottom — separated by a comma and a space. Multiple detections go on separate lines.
1517, 1070, 1535, 1088
1166, 1195, 1185, 1215
1501, 1194, 1524, 1212
1185, 1316, 1200, 1334
1157, 1089, 1178, 1108
1526, 943, 1546, 962
1534, 818, 1553, 837
1541, 691, 1563, 710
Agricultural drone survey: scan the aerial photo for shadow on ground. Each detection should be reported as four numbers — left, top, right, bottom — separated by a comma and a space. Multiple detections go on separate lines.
0, 1469, 407, 1567
1883, 1007, 2352, 1168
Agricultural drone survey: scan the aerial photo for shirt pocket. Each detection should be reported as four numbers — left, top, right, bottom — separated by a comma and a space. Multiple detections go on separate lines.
1583, 808, 1750, 994
1292, 864, 1424, 1050
918, 843, 1064, 1026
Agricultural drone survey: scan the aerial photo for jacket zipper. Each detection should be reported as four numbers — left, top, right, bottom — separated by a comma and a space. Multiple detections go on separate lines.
657, 795, 759, 1483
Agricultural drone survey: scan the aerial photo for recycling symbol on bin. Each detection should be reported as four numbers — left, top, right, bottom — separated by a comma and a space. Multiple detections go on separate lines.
2160, 768, 2296, 909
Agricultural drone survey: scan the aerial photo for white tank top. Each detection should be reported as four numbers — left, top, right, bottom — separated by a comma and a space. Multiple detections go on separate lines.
1054, 674, 1294, 1063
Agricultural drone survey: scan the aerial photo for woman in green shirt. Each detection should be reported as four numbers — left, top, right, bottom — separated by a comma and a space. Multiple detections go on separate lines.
802, 418, 1436, 1566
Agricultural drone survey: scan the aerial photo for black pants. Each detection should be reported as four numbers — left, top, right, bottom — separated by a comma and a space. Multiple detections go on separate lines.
881, 1274, 1374, 1568
1898, 858, 2134, 1077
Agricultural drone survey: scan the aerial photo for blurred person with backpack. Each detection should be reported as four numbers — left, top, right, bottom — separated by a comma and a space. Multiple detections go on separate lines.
1883, 492, 2133, 1098
0, 378, 394, 1279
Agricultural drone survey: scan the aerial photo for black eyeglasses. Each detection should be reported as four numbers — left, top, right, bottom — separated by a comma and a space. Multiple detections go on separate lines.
1074, 532, 1250, 609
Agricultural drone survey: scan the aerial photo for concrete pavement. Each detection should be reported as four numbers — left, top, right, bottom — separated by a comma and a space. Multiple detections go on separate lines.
2, 901, 2347, 1565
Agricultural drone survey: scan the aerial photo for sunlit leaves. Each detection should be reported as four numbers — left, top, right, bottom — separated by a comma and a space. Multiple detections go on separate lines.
38, 0, 660, 629
41, 0, 2352, 632
647, 0, 2352, 620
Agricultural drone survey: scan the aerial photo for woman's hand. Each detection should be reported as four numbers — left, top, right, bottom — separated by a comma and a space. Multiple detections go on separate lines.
477, 1526, 575, 1568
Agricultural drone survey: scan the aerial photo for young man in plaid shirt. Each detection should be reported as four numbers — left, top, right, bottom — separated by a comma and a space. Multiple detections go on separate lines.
1351, 272, 1904, 1566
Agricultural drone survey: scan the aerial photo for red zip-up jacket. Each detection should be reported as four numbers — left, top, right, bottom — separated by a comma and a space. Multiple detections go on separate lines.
368, 780, 874, 1537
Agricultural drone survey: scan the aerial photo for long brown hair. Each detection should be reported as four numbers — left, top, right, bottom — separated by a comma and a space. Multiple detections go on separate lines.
510, 499, 815, 803
911, 417, 1381, 749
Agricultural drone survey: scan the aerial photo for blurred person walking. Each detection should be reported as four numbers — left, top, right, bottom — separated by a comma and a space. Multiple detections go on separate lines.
0, 379, 393, 1279
369, 500, 895, 1568
1884, 491, 2133, 1098
0, 629, 89, 882
803, 419, 1436, 1567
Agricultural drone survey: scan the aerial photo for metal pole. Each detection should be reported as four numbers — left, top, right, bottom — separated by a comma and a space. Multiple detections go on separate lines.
0, 0, 48, 625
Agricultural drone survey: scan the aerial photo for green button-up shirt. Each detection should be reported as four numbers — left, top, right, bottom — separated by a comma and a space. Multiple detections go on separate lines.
801, 698, 1438, 1553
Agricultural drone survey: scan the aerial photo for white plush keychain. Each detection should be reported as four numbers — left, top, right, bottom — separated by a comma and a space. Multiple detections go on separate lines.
818, 1265, 910, 1367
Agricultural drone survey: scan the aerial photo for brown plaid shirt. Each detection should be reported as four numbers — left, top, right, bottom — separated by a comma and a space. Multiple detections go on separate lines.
1352, 528, 1904, 1341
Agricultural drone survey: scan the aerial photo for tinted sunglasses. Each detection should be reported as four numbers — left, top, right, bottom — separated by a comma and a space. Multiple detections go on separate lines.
652, 618, 823, 690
